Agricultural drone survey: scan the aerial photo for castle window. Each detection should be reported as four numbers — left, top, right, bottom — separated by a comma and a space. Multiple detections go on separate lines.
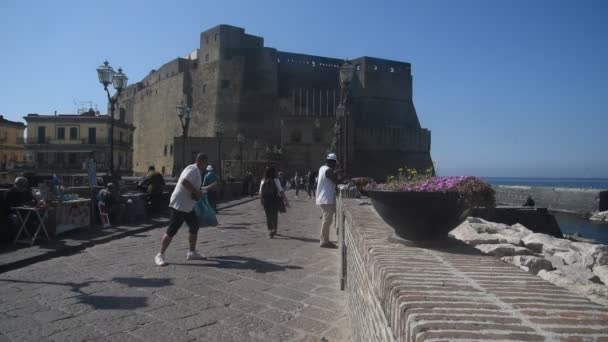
373, 65, 378, 71
221, 80, 230, 89
313, 129, 321, 143
277, 58, 281, 63
390, 67, 395, 73
214, 33, 218, 41
170, 144, 173, 156
164, 145, 167, 156
290, 130, 302, 143
312, 61, 316, 67
203, 84, 207, 94
205, 54, 209, 61
356, 64, 361, 71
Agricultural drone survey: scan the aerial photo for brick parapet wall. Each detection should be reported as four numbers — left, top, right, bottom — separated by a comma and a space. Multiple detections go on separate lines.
338, 198, 608, 342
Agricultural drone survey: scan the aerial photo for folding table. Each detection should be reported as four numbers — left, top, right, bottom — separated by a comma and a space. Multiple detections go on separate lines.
12, 206, 51, 246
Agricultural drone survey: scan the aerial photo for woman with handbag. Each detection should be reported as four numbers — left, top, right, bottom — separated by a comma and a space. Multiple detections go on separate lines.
259, 167, 289, 238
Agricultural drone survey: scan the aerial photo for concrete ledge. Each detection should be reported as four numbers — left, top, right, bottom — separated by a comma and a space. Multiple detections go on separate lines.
338, 197, 608, 342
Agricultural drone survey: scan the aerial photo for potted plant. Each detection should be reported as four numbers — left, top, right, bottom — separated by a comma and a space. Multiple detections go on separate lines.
350, 177, 372, 193
365, 167, 495, 240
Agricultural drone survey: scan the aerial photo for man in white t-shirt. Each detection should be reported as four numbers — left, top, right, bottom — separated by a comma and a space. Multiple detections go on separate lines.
316, 153, 343, 248
155, 153, 212, 266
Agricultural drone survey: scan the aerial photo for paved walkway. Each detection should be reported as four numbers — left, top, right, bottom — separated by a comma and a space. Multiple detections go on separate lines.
0, 196, 257, 273
0, 193, 350, 342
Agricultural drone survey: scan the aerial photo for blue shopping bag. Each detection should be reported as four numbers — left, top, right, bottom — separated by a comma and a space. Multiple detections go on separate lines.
194, 197, 218, 226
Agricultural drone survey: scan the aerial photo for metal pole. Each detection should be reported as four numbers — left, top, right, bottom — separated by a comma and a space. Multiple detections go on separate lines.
239, 143, 243, 178
182, 134, 186, 172
105, 87, 115, 177
217, 135, 222, 179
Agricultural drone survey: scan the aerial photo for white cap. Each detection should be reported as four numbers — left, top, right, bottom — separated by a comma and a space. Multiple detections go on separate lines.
326, 153, 338, 161
206, 165, 214, 171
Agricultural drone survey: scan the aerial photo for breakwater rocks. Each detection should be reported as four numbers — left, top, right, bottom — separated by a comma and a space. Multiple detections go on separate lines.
451, 217, 608, 306
494, 185, 608, 215
591, 210, 608, 223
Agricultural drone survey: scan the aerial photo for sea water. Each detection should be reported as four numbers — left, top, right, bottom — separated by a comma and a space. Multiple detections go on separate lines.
485, 177, 608, 244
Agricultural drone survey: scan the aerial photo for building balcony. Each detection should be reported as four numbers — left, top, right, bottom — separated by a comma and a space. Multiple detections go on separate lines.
24, 138, 132, 148
26, 137, 51, 144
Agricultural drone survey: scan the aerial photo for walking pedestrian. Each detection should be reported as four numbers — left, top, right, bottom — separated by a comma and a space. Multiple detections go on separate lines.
316, 153, 343, 248
87, 152, 97, 187
259, 167, 289, 238
278, 171, 287, 190
203, 165, 219, 212
294, 172, 300, 198
155, 153, 212, 266
307, 169, 317, 199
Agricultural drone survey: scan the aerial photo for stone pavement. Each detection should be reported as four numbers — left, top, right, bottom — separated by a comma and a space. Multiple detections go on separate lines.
0, 192, 350, 342
0, 196, 258, 273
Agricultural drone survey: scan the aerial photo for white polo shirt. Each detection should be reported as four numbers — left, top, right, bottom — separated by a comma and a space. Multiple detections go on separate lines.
169, 164, 202, 212
316, 165, 336, 205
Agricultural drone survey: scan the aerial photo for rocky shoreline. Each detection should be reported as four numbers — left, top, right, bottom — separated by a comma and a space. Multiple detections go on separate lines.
451, 217, 608, 306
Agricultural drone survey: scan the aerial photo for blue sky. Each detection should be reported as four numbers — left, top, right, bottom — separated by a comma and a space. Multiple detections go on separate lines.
1, 0, 606, 178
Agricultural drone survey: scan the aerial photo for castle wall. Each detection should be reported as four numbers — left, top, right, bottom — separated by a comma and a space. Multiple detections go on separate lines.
120, 60, 187, 175
119, 24, 433, 179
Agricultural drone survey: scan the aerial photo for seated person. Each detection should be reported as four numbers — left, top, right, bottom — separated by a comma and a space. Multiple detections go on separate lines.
97, 183, 125, 225
3, 177, 38, 241
138, 166, 166, 212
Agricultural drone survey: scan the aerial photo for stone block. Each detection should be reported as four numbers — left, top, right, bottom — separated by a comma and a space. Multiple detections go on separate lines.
501, 255, 554, 274
475, 243, 534, 258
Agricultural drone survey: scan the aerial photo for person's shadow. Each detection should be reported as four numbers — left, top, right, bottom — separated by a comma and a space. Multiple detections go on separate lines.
173, 255, 302, 273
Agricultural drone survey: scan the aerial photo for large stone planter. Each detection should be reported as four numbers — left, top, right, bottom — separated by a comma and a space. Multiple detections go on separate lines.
365, 189, 470, 240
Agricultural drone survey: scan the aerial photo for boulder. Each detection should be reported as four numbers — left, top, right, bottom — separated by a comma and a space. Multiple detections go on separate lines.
522, 233, 571, 254
556, 264, 603, 284
552, 243, 608, 269
450, 218, 530, 246
449, 221, 500, 245
570, 242, 608, 268
593, 265, 608, 285
538, 269, 608, 306
590, 210, 608, 222
475, 243, 534, 258
501, 255, 553, 274
510, 223, 534, 236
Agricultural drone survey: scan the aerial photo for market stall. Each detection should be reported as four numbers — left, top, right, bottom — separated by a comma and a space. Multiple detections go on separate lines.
46, 198, 91, 236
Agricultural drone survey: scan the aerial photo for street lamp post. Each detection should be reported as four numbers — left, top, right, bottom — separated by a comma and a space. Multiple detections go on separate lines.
237, 133, 245, 178
214, 120, 224, 179
252, 139, 259, 161
336, 60, 355, 174
176, 100, 192, 172
96, 60, 128, 177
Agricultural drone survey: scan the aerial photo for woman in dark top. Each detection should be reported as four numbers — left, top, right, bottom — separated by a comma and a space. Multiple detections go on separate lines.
259, 167, 289, 238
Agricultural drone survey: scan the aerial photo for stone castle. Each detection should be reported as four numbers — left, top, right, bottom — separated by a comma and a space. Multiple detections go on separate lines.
117, 24, 432, 179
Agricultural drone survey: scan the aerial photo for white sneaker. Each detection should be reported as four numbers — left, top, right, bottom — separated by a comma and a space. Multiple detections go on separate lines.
155, 253, 167, 266
186, 251, 205, 260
